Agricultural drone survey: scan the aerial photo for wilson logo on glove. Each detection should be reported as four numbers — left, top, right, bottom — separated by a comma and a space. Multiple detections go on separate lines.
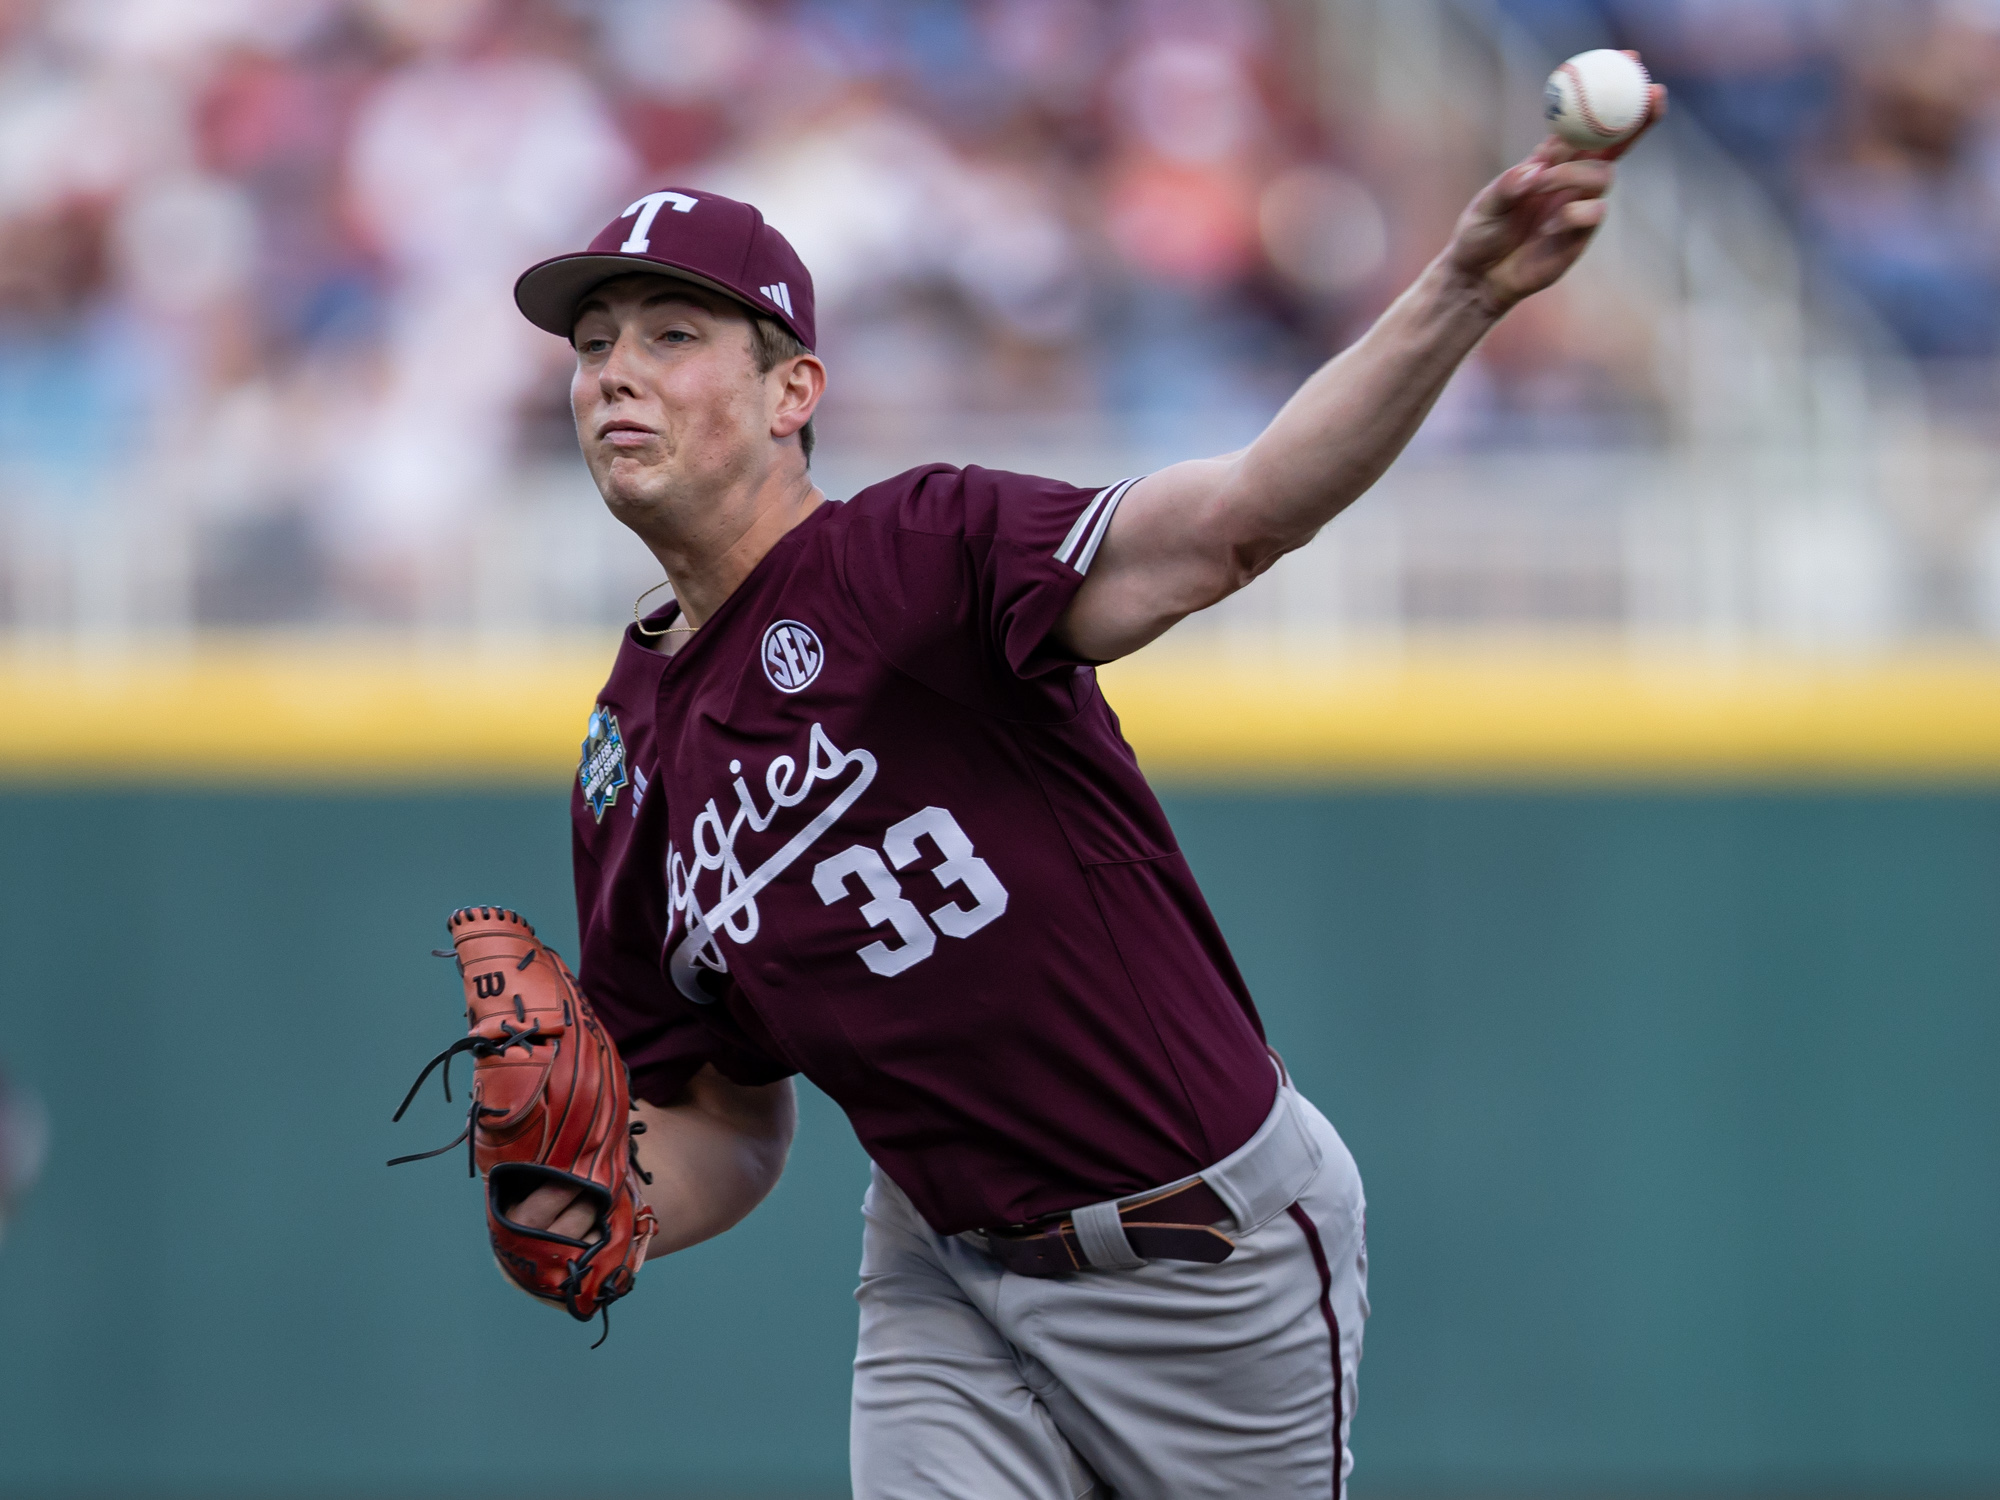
388, 905, 658, 1345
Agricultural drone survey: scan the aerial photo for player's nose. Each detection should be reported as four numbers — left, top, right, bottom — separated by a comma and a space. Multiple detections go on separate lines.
594, 330, 646, 402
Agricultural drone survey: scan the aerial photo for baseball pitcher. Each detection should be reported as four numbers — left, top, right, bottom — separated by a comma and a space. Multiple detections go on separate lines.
393, 87, 1660, 1500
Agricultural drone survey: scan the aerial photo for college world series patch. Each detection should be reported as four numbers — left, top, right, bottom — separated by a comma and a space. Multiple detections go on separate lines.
579, 704, 629, 823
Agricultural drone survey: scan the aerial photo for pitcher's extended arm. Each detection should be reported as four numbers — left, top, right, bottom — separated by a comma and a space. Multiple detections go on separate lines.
1059, 90, 1664, 665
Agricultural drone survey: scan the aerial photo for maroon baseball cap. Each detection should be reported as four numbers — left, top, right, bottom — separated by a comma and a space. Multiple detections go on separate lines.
514, 187, 816, 350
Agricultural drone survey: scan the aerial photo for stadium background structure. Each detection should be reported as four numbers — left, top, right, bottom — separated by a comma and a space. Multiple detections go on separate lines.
4, 0, 2000, 1491
0, 681, 1996, 1498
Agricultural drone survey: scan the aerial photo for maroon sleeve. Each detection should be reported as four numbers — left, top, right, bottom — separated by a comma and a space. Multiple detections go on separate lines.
839, 464, 1142, 700
572, 819, 796, 1106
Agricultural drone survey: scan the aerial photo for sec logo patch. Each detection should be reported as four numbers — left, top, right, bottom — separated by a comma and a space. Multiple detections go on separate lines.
761, 620, 824, 693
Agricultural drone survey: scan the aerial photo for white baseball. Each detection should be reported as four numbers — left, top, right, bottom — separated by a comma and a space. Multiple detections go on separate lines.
1543, 49, 1652, 150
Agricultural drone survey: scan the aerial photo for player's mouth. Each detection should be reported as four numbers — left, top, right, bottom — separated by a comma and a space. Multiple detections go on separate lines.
598, 419, 657, 449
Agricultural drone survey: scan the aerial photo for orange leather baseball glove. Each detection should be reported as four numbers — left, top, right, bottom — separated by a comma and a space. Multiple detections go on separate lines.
390, 906, 658, 1343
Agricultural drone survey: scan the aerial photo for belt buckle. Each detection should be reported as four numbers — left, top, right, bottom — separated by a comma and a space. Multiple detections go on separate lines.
981, 1213, 1083, 1277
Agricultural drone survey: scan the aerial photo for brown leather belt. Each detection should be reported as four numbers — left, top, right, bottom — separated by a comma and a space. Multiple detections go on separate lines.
977, 1179, 1236, 1278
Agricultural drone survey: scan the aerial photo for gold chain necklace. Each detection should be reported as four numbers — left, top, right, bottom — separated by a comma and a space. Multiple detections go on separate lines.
633, 579, 698, 639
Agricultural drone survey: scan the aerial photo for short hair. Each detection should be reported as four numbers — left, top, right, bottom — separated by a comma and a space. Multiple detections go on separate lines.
749, 314, 815, 466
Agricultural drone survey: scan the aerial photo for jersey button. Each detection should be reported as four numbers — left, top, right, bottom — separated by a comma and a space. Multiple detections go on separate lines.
761, 961, 785, 985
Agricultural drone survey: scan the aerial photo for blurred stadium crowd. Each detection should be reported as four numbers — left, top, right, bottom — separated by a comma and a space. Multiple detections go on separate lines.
1509, 0, 2000, 372
0, 0, 1416, 620
0, 0, 1995, 626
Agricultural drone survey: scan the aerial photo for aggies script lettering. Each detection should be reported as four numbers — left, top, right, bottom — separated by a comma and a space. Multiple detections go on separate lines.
664, 722, 1010, 1004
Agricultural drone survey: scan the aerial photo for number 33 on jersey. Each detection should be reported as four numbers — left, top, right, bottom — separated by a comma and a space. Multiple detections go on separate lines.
813, 804, 1008, 977
664, 719, 1008, 996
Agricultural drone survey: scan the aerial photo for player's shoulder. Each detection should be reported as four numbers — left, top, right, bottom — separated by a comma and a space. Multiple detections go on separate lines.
839, 462, 1091, 540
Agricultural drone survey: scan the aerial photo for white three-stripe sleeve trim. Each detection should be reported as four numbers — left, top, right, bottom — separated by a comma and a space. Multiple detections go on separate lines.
1072, 475, 1138, 575
1054, 476, 1138, 571
1054, 482, 1114, 566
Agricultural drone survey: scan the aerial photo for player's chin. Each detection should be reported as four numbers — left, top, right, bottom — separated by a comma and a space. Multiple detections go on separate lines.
592, 452, 670, 502
594, 436, 666, 467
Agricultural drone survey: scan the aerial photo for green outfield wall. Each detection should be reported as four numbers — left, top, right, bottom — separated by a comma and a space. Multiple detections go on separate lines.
0, 787, 1995, 1499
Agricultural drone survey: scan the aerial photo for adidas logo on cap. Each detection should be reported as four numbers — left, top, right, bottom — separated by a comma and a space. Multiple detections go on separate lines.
760, 282, 794, 318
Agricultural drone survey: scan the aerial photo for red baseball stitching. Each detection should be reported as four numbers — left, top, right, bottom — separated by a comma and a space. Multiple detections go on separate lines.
1558, 61, 1615, 138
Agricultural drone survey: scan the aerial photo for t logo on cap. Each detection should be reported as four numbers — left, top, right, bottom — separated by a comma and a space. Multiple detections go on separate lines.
619, 191, 698, 254
515, 185, 818, 351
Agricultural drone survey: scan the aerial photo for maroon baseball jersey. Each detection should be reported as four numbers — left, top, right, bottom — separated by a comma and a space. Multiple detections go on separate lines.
571, 464, 1278, 1233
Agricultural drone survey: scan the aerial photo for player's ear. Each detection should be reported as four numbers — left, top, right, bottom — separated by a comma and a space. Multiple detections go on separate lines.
771, 353, 825, 442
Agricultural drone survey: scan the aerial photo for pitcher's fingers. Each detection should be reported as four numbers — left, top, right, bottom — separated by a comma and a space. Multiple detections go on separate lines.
1540, 196, 1608, 235
506, 1178, 583, 1229
1474, 158, 1553, 221
1517, 159, 1615, 201
551, 1199, 603, 1243
1487, 106, 1634, 213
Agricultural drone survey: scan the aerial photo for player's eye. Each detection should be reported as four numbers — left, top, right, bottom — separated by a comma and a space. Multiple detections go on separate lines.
661, 329, 693, 344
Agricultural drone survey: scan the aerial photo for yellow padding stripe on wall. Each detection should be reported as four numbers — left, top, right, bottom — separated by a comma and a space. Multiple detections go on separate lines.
3, 637, 2000, 785
1104, 644, 2000, 783
0, 639, 610, 784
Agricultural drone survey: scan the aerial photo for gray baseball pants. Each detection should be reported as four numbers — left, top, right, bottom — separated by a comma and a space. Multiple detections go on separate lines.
850, 1083, 1368, 1499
